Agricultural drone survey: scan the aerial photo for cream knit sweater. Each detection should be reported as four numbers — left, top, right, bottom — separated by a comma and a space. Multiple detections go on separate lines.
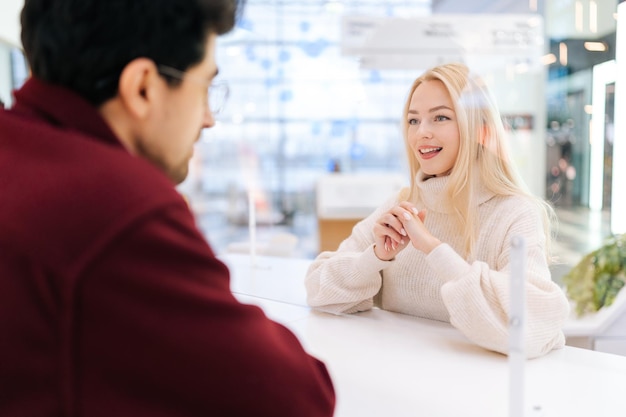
305, 173, 570, 358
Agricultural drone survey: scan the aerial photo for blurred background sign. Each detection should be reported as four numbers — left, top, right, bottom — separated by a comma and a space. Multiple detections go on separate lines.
341, 14, 544, 72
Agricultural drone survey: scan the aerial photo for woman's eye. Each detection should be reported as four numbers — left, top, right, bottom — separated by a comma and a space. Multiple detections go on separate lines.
435, 115, 449, 122
408, 119, 419, 125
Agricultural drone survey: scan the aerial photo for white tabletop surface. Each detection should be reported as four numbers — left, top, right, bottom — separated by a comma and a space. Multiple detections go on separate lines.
222, 254, 626, 417
220, 253, 310, 305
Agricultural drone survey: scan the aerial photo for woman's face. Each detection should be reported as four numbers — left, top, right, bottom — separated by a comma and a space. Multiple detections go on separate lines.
406, 80, 460, 177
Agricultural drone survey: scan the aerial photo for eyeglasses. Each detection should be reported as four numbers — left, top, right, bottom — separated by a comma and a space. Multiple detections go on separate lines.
157, 64, 229, 115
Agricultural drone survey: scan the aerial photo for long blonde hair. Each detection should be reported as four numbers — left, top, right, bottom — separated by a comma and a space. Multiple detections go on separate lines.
401, 63, 555, 260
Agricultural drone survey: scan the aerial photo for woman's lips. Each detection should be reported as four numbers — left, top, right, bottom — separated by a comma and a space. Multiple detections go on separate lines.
418, 147, 442, 159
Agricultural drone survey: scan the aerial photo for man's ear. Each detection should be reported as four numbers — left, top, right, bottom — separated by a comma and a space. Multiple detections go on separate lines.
117, 58, 160, 120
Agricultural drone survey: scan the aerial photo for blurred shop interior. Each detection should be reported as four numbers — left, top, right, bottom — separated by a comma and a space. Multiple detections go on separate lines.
0, 0, 624, 280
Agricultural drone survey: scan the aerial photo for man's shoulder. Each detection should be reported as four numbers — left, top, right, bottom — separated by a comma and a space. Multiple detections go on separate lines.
3, 107, 178, 205
1, 112, 188, 271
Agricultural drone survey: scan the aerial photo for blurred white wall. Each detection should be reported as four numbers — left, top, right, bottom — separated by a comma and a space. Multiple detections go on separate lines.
0, 0, 24, 47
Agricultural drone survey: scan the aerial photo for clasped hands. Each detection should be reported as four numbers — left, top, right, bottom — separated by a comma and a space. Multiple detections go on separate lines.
373, 202, 441, 261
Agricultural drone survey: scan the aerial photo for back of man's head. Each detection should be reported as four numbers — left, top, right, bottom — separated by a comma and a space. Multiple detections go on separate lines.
20, 0, 242, 106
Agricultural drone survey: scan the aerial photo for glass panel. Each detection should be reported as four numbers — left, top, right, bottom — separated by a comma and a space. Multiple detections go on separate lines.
180, 1, 431, 255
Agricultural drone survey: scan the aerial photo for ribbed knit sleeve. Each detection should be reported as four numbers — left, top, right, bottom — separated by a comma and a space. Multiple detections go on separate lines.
427, 199, 570, 358
305, 198, 397, 314
304, 173, 570, 358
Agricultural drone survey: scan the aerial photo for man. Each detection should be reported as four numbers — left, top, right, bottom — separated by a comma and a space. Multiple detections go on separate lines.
0, 1, 335, 416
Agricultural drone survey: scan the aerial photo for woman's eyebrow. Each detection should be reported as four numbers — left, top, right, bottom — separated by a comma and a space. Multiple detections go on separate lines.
408, 105, 453, 115
428, 105, 453, 112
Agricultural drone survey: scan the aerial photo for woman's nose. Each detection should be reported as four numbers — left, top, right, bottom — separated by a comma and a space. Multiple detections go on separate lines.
417, 122, 432, 138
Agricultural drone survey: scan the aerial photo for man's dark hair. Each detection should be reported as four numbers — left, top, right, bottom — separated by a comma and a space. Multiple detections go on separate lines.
20, 0, 244, 105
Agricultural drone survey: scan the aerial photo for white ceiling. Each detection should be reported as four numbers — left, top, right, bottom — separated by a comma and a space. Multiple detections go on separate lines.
433, 0, 618, 39
0, 0, 619, 48
0, 0, 24, 47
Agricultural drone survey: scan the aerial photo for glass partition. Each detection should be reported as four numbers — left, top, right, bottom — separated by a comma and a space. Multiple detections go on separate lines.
179, 1, 558, 256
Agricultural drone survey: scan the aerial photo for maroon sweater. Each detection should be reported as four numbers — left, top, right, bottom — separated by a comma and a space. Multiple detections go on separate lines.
0, 78, 335, 417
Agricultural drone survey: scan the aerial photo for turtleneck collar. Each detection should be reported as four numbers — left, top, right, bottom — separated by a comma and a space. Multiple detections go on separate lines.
414, 169, 495, 214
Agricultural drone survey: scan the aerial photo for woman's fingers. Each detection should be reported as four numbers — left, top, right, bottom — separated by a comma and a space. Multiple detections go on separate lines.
374, 221, 403, 248
379, 212, 405, 238
377, 203, 438, 255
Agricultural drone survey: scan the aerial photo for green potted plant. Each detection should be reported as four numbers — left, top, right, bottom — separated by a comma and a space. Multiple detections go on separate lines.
562, 233, 626, 316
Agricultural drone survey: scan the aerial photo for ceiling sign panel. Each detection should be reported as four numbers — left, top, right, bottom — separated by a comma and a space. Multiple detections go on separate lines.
341, 14, 544, 72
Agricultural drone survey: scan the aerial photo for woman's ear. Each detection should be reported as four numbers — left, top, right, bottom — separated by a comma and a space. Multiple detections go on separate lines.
117, 58, 160, 120
478, 124, 489, 146
478, 123, 501, 156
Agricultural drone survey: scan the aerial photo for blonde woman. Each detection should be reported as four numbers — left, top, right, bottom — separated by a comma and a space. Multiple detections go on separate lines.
305, 63, 569, 358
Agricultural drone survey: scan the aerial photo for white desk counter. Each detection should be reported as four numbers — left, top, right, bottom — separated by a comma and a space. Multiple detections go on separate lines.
220, 253, 309, 306
221, 254, 626, 417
